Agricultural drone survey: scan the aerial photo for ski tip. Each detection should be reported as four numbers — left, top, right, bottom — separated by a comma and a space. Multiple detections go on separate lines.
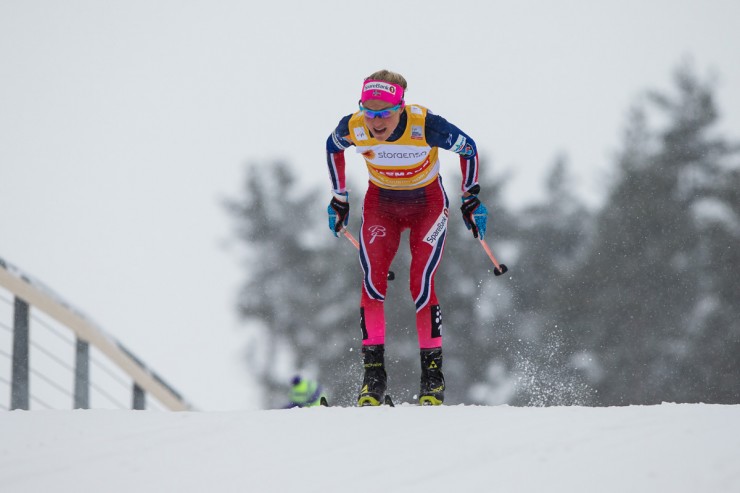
383, 395, 395, 407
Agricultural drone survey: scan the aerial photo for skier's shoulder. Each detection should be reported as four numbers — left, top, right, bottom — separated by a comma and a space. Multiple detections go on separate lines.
404, 103, 446, 135
421, 108, 476, 153
422, 108, 452, 131
404, 103, 429, 115
419, 108, 460, 148
335, 113, 355, 134
328, 113, 355, 152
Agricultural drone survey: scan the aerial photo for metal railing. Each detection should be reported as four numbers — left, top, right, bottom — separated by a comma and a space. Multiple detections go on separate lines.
0, 256, 193, 411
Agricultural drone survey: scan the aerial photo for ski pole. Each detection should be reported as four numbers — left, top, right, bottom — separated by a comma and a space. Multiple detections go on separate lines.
479, 239, 508, 276
342, 228, 360, 249
342, 229, 395, 281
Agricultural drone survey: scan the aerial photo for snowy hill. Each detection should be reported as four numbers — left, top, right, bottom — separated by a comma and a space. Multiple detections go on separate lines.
2, 404, 738, 492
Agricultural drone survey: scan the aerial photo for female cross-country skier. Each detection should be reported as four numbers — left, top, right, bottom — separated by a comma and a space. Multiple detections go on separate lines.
326, 69, 488, 406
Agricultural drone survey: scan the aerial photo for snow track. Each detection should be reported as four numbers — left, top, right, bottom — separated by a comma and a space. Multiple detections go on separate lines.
1, 404, 738, 492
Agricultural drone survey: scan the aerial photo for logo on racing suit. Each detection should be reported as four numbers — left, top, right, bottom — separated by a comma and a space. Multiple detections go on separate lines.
424, 210, 448, 246
451, 135, 474, 157
368, 225, 386, 244
459, 144, 474, 157
375, 150, 429, 160
451, 135, 466, 152
364, 81, 396, 95
354, 127, 368, 141
411, 125, 423, 140
370, 157, 431, 179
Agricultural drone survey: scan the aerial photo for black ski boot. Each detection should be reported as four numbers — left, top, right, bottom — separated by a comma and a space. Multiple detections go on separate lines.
357, 345, 387, 407
419, 348, 445, 406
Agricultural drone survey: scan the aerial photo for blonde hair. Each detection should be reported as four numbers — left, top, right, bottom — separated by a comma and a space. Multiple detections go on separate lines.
365, 69, 408, 91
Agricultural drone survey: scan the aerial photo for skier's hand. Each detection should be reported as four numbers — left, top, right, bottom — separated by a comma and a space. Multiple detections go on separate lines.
328, 192, 350, 236
460, 192, 487, 240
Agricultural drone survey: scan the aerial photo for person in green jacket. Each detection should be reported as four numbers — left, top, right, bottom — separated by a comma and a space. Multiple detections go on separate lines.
285, 376, 327, 408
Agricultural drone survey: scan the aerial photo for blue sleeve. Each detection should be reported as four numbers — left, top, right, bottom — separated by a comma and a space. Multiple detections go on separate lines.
425, 112, 477, 158
326, 114, 354, 153
425, 111, 480, 193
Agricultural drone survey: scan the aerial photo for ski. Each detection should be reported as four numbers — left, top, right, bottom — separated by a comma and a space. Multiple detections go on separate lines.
315, 395, 392, 407
356, 394, 395, 407
319, 395, 446, 407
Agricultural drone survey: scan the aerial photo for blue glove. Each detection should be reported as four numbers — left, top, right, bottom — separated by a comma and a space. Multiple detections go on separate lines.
460, 193, 488, 240
328, 192, 349, 236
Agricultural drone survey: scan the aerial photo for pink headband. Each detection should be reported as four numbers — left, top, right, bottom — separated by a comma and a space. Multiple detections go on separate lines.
360, 79, 405, 105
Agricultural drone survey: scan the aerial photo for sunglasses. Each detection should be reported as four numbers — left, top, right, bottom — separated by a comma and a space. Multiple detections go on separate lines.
359, 102, 403, 119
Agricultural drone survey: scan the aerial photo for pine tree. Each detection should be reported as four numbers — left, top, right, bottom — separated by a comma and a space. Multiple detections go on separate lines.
561, 63, 740, 404
507, 156, 595, 406
226, 162, 360, 407
698, 163, 740, 402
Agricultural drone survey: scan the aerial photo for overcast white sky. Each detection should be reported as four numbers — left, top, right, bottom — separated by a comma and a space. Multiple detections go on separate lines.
2, 0, 739, 410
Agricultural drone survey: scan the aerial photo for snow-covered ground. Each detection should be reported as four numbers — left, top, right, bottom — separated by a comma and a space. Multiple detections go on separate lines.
1, 403, 738, 492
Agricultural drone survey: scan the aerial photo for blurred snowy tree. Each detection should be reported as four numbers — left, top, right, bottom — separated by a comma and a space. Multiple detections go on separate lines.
559, 63, 740, 404
226, 162, 360, 407
506, 156, 596, 405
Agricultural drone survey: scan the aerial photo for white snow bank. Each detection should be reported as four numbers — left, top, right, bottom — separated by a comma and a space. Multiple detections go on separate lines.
1, 403, 738, 493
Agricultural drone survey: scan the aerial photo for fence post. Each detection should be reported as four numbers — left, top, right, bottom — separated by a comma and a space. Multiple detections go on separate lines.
132, 383, 146, 410
74, 338, 90, 409
11, 297, 30, 410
